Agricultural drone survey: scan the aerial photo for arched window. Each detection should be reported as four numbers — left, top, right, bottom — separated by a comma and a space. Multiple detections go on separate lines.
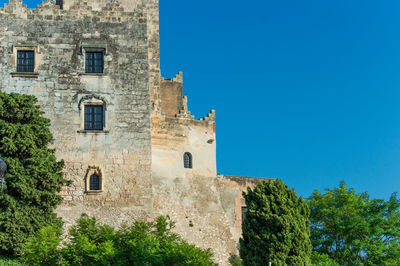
90, 174, 100, 191
184, 152, 192, 169
85, 166, 103, 193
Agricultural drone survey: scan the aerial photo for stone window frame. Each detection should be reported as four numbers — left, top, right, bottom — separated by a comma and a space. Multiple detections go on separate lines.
10, 45, 41, 78
77, 95, 109, 134
85, 166, 103, 194
80, 42, 108, 76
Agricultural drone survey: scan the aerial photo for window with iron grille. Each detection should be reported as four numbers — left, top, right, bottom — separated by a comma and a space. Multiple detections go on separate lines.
184, 152, 192, 169
55, 0, 63, 9
241, 207, 248, 224
85, 51, 104, 73
84, 105, 104, 130
89, 174, 100, 191
17, 51, 34, 72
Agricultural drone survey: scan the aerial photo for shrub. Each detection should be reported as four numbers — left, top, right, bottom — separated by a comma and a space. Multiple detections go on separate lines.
0, 255, 25, 266
229, 255, 243, 266
22, 225, 62, 266
23, 215, 216, 265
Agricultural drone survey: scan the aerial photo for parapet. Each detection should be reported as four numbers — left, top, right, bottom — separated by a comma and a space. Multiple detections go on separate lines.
0, 0, 148, 20
219, 175, 273, 187
1, 0, 150, 11
160, 72, 216, 124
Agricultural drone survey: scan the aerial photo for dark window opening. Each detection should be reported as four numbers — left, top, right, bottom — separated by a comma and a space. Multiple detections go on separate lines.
241, 207, 247, 224
184, 152, 192, 169
85, 51, 104, 73
17, 51, 34, 72
55, 0, 63, 9
89, 174, 100, 191
84, 105, 104, 130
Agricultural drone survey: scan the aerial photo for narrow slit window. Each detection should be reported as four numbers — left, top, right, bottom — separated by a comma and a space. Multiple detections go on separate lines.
17, 51, 34, 72
184, 152, 192, 169
89, 174, 100, 191
84, 105, 104, 130
85, 51, 104, 73
241, 207, 247, 224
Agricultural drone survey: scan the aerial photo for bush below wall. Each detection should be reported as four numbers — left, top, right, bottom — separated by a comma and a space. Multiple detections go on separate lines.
22, 215, 216, 266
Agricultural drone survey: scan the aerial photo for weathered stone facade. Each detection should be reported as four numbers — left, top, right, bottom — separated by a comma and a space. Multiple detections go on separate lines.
0, 1, 267, 264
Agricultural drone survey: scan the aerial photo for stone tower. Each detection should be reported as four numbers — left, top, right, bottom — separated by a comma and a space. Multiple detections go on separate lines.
59, 0, 162, 114
0, 0, 154, 224
0, 1, 267, 264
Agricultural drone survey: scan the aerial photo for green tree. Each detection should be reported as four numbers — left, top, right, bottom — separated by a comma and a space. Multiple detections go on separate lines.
239, 179, 311, 265
0, 91, 69, 255
310, 251, 339, 266
308, 182, 400, 265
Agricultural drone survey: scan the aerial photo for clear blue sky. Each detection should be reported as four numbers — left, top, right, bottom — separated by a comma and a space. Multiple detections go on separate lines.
2, 0, 400, 200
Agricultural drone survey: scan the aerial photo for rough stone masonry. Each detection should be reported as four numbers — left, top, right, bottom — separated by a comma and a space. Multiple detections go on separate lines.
0, 0, 269, 264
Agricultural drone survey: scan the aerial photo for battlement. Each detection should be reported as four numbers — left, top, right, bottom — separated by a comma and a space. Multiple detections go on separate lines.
160, 72, 215, 123
0, 0, 148, 21
0, 0, 153, 11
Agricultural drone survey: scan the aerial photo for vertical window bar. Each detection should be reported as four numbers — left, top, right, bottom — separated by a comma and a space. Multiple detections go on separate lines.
94, 52, 103, 73
94, 106, 103, 130
85, 52, 93, 73
84, 105, 93, 130
17, 52, 23, 72
26, 51, 34, 72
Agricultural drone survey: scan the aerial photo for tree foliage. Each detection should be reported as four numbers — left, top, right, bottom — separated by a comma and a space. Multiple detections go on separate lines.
0, 91, 69, 255
308, 182, 400, 265
310, 251, 339, 266
23, 215, 216, 266
239, 180, 311, 265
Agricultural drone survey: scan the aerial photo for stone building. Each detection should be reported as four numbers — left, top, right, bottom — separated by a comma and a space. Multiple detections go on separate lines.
0, 0, 270, 264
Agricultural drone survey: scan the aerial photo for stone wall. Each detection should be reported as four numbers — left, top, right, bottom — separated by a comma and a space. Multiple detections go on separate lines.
151, 73, 268, 264
0, 0, 153, 226
217, 175, 273, 243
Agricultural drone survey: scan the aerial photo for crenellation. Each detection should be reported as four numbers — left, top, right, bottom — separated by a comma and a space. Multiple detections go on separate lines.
0, 0, 147, 24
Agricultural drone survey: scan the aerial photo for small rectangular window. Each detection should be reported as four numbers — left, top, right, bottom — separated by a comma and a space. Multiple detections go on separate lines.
85, 51, 104, 73
241, 207, 247, 224
17, 51, 34, 73
55, 0, 63, 9
84, 105, 104, 130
